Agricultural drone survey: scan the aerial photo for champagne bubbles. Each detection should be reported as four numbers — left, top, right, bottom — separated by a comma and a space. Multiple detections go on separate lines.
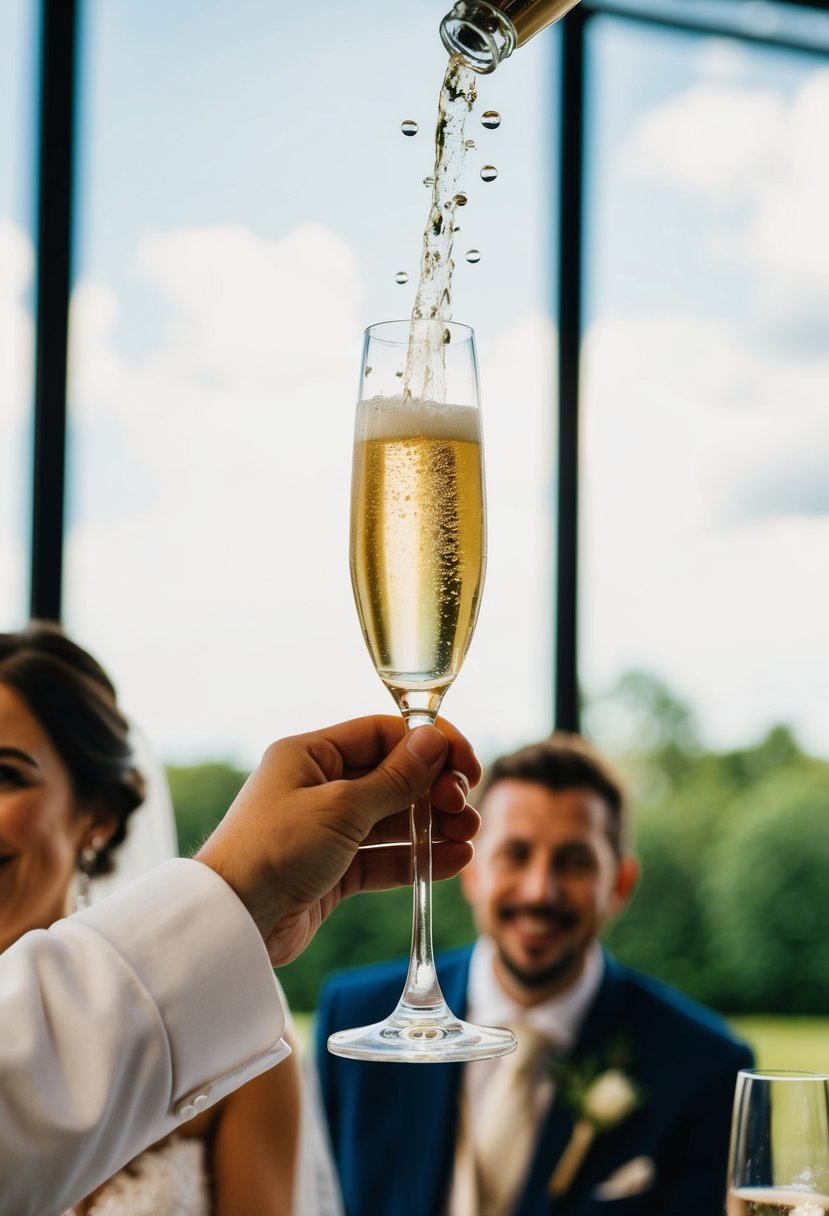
395, 271, 409, 285
423, 175, 435, 188
481, 111, 501, 130
480, 164, 498, 183
464, 139, 477, 150
465, 249, 481, 264
450, 191, 468, 207
401, 119, 418, 136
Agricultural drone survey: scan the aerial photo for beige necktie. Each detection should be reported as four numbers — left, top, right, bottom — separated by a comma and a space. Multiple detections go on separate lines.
475, 1023, 551, 1216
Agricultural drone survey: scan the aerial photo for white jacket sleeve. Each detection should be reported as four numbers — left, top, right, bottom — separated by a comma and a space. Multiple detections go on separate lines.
0, 858, 289, 1216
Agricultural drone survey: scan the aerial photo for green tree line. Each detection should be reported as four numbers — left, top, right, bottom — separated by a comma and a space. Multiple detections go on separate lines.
167, 672, 829, 1015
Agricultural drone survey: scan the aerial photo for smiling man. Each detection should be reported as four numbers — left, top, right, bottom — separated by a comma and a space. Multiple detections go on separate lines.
317, 732, 753, 1216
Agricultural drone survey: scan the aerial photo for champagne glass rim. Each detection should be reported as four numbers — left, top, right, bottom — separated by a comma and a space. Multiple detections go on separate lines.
364, 319, 475, 345
738, 1068, 829, 1082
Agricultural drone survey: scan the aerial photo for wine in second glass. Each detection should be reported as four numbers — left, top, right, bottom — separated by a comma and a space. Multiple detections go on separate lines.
727, 1070, 829, 1216
327, 319, 516, 1061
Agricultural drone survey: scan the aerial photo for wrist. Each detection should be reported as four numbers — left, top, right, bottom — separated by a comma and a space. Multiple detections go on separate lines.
195, 837, 277, 943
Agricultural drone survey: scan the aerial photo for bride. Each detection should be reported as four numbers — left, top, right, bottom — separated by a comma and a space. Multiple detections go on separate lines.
0, 622, 342, 1216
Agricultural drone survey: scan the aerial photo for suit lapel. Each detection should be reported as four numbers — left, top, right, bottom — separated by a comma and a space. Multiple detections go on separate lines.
514, 953, 625, 1216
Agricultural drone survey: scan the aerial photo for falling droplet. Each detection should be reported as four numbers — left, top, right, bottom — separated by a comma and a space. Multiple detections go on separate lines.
452, 191, 468, 207
365, 366, 373, 376
465, 249, 481, 263
423, 175, 435, 188
401, 119, 418, 136
481, 111, 501, 130
464, 139, 477, 150
443, 328, 452, 345
395, 271, 409, 285
480, 164, 498, 182
451, 225, 461, 234
395, 370, 404, 378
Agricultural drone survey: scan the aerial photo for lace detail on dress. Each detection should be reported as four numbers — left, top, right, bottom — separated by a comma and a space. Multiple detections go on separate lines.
71, 1138, 209, 1216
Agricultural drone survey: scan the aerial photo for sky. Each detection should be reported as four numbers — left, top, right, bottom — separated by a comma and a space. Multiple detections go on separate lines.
1, 1, 828, 766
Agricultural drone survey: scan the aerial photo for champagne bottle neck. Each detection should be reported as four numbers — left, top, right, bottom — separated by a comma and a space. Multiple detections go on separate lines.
439, 1, 517, 74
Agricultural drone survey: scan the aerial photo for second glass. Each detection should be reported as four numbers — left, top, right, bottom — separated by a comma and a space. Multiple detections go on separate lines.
727, 1069, 829, 1216
327, 319, 516, 1062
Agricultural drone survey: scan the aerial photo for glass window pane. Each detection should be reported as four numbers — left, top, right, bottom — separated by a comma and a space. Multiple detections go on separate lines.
580, 12, 829, 1019
582, 14, 829, 755
66, 1, 558, 767
0, 1, 37, 627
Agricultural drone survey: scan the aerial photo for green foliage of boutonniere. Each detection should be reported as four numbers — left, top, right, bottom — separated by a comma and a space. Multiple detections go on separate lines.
548, 1036, 644, 1197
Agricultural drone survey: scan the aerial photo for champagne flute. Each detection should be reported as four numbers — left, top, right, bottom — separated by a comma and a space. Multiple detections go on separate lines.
327, 319, 516, 1062
727, 1069, 829, 1216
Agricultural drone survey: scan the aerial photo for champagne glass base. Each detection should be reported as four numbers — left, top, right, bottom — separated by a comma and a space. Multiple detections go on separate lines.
327, 1005, 517, 1063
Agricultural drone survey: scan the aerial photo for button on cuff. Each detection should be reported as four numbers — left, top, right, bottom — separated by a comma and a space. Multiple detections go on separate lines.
172, 1036, 291, 1122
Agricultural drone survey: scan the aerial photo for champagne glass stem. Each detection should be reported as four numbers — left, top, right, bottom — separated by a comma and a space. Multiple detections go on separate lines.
398, 711, 443, 1012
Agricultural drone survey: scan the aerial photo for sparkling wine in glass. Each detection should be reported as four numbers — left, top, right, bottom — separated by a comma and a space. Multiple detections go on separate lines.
327, 319, 516, 1062
727, 1069, 829, 1216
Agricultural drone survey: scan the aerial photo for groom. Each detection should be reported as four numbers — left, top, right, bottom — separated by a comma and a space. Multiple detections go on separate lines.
316, 731, 753, 1215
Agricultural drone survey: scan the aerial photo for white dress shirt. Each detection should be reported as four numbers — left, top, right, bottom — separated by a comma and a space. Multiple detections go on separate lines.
446, 938, 604, 1216
0, 859, 288, 1216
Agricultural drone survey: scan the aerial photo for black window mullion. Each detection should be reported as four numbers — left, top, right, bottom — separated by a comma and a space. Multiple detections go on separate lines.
30, 0, 78, 623
554, 4, 588, 733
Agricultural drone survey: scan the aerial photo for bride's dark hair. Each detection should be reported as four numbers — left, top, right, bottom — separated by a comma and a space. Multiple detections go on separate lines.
0, 620, 145, 874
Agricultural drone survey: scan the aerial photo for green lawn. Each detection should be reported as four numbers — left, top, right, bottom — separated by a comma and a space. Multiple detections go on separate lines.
293, 1012, 313, 1055
295, 1013, 829, 1074
729, 1017, 829, 1073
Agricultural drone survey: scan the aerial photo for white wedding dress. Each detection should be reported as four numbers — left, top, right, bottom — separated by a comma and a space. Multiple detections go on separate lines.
64, 729, 343, 1216
65, 1060, 343, 1215
66, 1139, 210, 1216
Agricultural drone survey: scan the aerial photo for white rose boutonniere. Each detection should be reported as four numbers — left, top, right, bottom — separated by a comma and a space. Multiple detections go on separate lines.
583, 1070, 639, 1126
548, 1055, 642, 1197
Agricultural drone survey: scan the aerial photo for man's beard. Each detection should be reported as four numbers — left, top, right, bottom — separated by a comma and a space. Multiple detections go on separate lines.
494, 903, 584, 994
497, 942, 581, 993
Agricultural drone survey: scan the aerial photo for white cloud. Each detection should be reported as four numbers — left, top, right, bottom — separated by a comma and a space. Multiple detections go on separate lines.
624, 81, 787, 201
694, 38, 751, 83
0, 220, 34, 625
741, 71, 829, 288
0, 534, 25, 625
624, 67, 829, 318
452, 311, 556, 758
66, 223, 368, 760
68, 281, 122, 419
581, 310, 829, 751
0, 219, 34, 430
134, 223, 363, 394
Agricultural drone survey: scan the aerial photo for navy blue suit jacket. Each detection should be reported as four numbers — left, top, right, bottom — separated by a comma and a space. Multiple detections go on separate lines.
316, 946, 753, 1216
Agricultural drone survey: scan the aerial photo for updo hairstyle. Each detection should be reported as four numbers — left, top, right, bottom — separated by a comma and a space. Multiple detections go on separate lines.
0, 621, 145, 874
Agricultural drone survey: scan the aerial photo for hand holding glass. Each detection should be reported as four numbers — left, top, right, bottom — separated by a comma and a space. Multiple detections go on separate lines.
327, 320, 516, 1062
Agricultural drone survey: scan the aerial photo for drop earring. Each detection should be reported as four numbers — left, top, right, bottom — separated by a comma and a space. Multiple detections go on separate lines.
75, 834, 105, 912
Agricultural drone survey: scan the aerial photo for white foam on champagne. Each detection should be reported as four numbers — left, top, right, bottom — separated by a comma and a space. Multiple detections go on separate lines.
730, 1187, 829, 1215
356, 395, 481, 443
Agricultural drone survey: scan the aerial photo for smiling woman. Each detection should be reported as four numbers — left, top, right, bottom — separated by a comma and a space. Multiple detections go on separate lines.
0, 621, 325, 1216
0, 621, 145, 952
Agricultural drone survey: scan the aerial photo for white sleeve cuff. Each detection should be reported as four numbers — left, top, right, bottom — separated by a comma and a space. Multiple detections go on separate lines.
69, 857, 288, 1113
